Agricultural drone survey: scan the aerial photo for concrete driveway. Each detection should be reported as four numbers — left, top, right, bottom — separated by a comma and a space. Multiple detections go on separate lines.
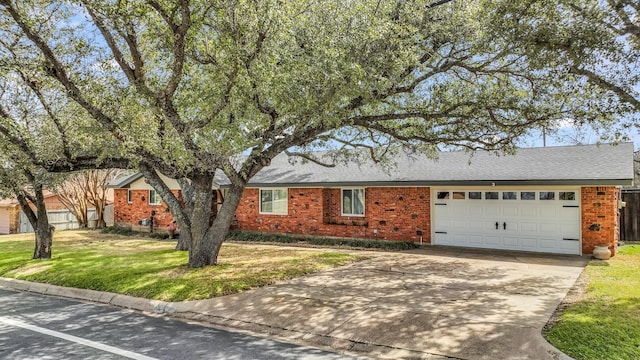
172, 246, 587, 359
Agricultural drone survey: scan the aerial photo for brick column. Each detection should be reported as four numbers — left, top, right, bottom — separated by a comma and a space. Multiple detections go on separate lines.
581, 186, 620, 256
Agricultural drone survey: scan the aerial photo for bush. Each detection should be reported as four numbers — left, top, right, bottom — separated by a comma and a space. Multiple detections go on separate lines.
101, 227, 169, 239
226, 230, 419, 251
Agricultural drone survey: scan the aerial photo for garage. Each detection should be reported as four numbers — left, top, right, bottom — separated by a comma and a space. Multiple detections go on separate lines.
0, 207, 11, 234
432, 188, 581, 255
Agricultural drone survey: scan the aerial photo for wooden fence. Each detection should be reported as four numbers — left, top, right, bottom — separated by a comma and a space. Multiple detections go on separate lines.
620, 191, 640, 241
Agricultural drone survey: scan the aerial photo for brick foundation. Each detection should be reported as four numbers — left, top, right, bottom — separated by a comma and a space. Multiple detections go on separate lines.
581, 186, 620, 256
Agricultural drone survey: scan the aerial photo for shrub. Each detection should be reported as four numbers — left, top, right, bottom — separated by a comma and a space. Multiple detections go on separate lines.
226, 230, 419, 251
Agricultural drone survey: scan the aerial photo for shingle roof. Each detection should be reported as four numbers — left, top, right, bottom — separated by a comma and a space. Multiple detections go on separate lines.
245, 143, 634, 187
108, 172, 143, 188
108, 143, 635, 188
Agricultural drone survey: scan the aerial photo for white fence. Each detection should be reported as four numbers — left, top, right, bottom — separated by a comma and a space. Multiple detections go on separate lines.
18, 205, 114, 233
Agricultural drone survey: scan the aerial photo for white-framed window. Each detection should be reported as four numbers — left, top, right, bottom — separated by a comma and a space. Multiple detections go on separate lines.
342, 188, 365, 216
148, 189, 162, 205
259, 189, 288, 214
127, 189, 132, 203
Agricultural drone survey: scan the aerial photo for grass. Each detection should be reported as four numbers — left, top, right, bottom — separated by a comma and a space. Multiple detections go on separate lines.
545, 245, 640, 360
0, 230, 361, 302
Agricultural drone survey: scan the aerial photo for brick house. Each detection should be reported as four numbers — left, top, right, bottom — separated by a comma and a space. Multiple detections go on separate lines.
110, 143, 634, 256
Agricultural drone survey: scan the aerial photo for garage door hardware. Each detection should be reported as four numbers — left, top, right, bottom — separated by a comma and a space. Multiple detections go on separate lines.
495, 222, 507, 229
562, 238, 580, 241
435, 203, 447, 206
435, 231, 447, 234
563, 205, 579, 208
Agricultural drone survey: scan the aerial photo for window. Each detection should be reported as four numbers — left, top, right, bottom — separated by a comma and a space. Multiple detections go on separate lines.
127, 189, 132, 203
502, 192, 517, 200
469, 191, 482, 200
485, 191, 499, 200
260, 189, 288, 214
559, 192, 576, 201
437, 191, 449, 199
539, 191, 555, 200
148, 190, 162, 205
342, 189, 365, 216
521, 191, 535, 200
453, 192, 465, 199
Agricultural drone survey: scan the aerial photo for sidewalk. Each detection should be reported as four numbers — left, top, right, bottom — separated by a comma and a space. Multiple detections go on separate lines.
0, 248, 584, 359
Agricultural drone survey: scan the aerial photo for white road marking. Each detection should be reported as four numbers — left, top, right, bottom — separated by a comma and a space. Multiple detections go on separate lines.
0, 316, 159, 360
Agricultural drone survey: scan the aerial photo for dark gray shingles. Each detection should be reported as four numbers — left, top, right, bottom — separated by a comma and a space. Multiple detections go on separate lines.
247, 143, 634, 186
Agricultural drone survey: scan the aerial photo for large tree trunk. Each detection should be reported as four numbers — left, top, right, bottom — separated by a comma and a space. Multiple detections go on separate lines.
186, 175, 217, 267
190, 183, 244, 267
138, 165, 246, 267
16, 184, 54, 260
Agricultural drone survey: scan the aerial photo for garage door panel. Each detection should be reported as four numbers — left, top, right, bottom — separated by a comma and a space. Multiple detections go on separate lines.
503, 237, 520, 247
519, 237, 540, 249
452, 220, 467, 228
520, 207, 537, 217
485, 236, 501, 246
502, 206, 519, 217
468, 220, 485, 230
484, 207, 500, 216
467, 235, 484, 244
433, 188, 581, 255
520, 222, 538, 233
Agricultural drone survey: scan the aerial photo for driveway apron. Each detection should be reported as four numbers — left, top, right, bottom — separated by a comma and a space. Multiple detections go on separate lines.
171, 248, 587, 359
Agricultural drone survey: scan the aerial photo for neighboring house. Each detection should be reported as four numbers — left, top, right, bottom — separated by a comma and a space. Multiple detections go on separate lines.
0, 191, 68, 234
110, 143, 634, 256
0, 198, 20, 234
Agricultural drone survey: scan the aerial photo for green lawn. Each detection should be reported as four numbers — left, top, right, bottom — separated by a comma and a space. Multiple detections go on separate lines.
545, 245, 640, 360
0, 230, 360, 302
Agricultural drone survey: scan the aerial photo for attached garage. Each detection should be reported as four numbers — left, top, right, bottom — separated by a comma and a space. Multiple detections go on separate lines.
432, 188, 581, 254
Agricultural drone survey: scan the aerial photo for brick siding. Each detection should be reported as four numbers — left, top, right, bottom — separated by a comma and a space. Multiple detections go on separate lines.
114, 189, 178, 232
581, 186, 621, 255
234, 187, 431, 243
113, 185, 622, 255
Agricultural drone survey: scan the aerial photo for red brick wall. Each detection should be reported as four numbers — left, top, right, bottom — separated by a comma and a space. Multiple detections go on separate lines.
581, 186, 620, 255
234, 187, 431, 243
44, 195, 68, 210
114, 189, 177, 231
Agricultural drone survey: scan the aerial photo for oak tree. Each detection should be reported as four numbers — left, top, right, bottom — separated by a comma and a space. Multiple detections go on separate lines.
0, 0, 635, 267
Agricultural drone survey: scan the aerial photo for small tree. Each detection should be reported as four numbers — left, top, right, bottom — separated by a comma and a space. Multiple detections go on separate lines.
57, 169, 123, 228
56, 174, 91, 228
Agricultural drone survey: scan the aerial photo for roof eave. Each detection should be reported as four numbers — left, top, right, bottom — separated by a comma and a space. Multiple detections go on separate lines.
237, 179, 633, 188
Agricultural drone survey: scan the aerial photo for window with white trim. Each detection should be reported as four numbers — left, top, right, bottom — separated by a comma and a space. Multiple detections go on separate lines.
148, 190, 162, 205
127, 189, 132, 203
260, 189, 288, 214
342, 189, 365, 216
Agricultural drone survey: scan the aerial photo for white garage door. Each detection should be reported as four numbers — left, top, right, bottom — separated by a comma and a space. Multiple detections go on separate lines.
432, 188, 581, 255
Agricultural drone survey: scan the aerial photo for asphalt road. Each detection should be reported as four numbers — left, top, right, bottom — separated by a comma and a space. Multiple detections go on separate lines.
0, 289, 355, 360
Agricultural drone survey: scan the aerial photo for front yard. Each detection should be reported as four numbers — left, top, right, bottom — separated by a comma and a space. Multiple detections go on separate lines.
0, 230, 361, 302
545, 245, 640, 360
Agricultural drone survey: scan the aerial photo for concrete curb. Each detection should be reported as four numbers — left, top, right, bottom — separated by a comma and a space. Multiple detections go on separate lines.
0, 277, 452, 359
0, 276, 577, 360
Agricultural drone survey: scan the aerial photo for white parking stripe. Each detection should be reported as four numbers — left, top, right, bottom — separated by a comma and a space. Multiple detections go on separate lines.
0, 316, 159, 360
